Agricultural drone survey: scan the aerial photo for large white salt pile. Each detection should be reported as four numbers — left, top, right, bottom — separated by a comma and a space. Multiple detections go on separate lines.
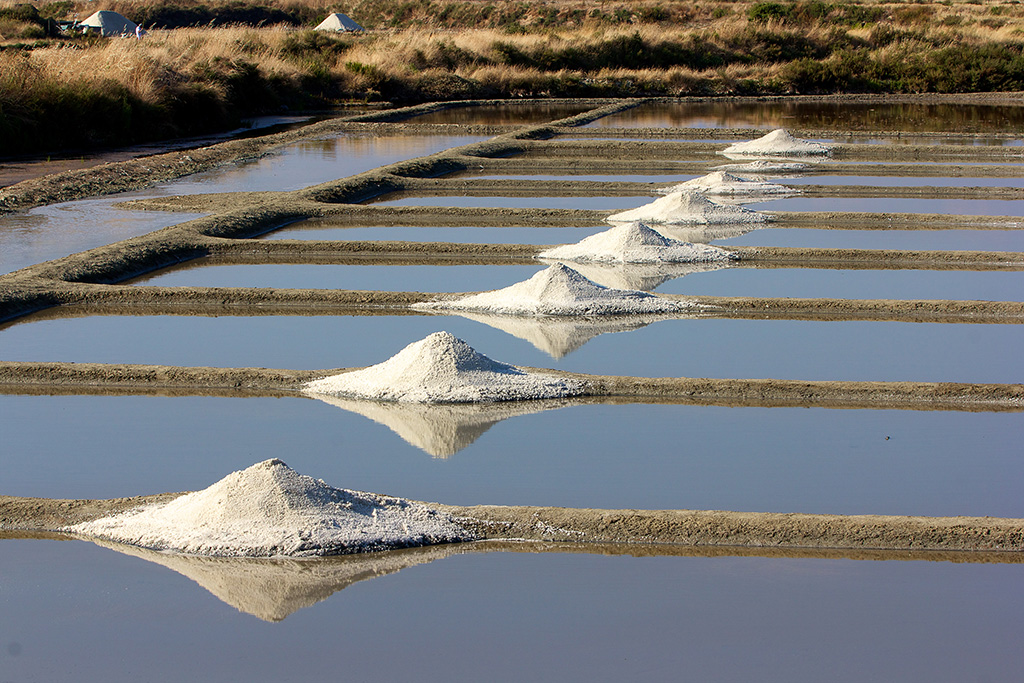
566, 260, 731, 292
720, 128, 831, 157
538, 221, 737, 264
303, 331, 585, 403
413, 263, 692, 316
606, 190, 769, 225
66, 459, 475, 557
656, 171, 797, 198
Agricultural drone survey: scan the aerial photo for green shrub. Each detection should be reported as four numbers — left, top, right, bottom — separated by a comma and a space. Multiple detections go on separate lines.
748, 2, 793, 23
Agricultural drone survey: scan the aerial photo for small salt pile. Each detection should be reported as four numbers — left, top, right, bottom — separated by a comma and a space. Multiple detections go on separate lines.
414, 263, 692, 316
538, 221, 736, 264
66, 459, 475, 557
304, 331, 585, 403
656, 171, 797, 198
720, 128, 831, 157
606, 190, 769, 225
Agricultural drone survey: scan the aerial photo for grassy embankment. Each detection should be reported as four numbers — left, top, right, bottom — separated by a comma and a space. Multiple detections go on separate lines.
2, 0, 1024, 155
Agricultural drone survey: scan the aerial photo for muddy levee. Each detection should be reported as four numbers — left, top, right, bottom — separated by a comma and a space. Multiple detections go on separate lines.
0, 95, 1023, 556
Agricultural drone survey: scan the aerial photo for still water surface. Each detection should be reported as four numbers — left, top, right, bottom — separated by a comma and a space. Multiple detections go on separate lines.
2, 313, 1019, 384
3, 538, 1020, 682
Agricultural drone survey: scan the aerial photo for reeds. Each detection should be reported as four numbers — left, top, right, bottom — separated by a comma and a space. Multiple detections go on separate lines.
2, 1, 1024, 155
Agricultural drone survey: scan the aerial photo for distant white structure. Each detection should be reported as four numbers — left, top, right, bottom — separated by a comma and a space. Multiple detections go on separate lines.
79, 10, 138, 37
314, 13, 363, 32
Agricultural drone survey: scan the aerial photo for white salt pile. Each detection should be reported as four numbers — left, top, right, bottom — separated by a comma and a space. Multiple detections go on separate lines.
720, 128, 831, 157
538, 221, 737, 264
713, 159, 810, 176
67, 459, 475, 557
413, 263, 692, 316
655, 171, 797, 198
566, 260, 731, 292
606, 190, 769, 225
303, 331, 585, 403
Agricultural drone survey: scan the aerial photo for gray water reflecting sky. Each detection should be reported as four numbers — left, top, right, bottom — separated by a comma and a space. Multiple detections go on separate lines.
1, 539, 1021, 682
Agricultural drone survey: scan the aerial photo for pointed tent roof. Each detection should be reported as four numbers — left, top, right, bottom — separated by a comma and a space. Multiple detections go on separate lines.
79, 10, 138, 37
314, 13, 363, 32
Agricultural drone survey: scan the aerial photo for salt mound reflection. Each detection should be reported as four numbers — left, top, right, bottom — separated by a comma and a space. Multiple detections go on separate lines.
88, 538, 460, 622
553, 260, 733, 292
310, 394, 573, 457
454, 310, 672, 359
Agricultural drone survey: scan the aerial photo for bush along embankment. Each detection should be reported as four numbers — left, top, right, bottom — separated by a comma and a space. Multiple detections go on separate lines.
3, 0, 1024, 156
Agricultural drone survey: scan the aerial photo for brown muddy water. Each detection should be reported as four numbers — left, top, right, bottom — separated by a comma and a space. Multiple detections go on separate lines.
0, 98, 1022, 682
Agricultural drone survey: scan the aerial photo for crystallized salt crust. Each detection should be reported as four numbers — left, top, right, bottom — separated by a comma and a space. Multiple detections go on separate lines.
606, 190, 770, 225
656, 171, 797, 197
538, 221, 736, 264
415, 263, 693, 316
720, 128, 831, 157
303, 331, 586, 403
67, 459, 475, 557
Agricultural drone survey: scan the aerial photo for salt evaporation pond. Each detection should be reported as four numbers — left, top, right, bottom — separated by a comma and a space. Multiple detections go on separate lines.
655, 267, 1024, 302
2, 394, 1022, 517
260, 222, 610, 244
2, 313, 1020, 384
747, 196, 1024, 215
367, 195, 653, 210
0, 134, 488, 276
714, 227, 1024, 252
2, 537, 1022, 682
404, 103, 591, 125
585, 100, 1024, 134
130, 263, 542, 292
783, 175, 1024, 188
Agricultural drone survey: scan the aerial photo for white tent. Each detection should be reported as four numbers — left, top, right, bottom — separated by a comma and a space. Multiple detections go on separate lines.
79, 10, 138, 37
314, 13, 363, 32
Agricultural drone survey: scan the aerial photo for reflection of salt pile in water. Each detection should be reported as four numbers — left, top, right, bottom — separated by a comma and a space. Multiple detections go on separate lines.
538, 221, 737, 264
414, 263, 693, 316
565, 260, 732, 292
720, 128, 831, 157
453, 311, 664, 359
311, 394, 570, 457
305, 331, 585, 403
606, 190, 769, 225
656, 223, 759, 243
656, 171, 797, 200
89, 539, 460, 622
67, 459, 474, 557
713, 159, 810, 177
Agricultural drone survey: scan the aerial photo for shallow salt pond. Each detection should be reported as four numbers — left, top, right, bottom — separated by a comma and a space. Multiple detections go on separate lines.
1, 314, 1020, 385
715, 227, 1024, 251
366, 194, 653, 210
750, 196, 1024, 215
403, 103, 591, 125
1, 394, 1021, 515
3, 538, 1020, 682
260, 222, 609, 243
0, 134, 488, 276
655, 267, 1024, 302
586, 101, 1024, 134
129, 263, 541, 291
